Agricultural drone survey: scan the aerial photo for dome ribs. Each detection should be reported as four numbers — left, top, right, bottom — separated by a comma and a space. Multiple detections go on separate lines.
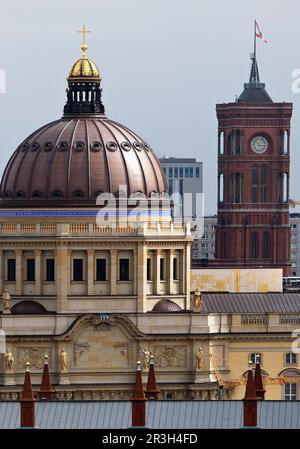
45, 119, 74, 199
108, 120, 147, 196
0, 117, 167, 206
112, 121, 163, 194
67, 119, 80, 197
91, 119, 111, 195
85, 119, 91, 198
97, 119, 128, 196
29, 120, 68, 198
12, 121, 61, 199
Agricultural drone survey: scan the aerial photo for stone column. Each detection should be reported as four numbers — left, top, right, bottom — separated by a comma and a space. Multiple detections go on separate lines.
87, 249, 94, 295
137, 243, 147, 313
167, 249, 174, 295
15, 250, 22, 295
133, 249, 138, 296
0, 250, 3, 294
154, 249, 161, 295
110, 249, 117, 295
56, 245, 69, 313
185, 243, 191, 310
35, 250, 42, 295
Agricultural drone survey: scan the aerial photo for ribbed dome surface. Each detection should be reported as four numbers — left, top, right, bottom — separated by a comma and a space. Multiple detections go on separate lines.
11, 301, 48, 315
0, 116, 167, 207
68, 57, 101, 81
152, 300, 182, 313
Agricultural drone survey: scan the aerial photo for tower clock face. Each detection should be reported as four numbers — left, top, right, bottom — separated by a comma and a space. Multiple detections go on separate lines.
251, 136, 268, 154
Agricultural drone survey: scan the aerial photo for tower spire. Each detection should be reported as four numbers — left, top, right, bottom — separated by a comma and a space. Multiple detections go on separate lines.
249, 20, 260, 83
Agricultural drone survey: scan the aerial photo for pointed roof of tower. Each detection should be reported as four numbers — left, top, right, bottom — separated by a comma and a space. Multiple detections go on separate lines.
131, 361, 146, 401
145, 355, 159, 400
40, 355, 54, 400
254, 362, 266, 400
21, 362, 35, 401
238, 54, 272, 103
243, 369, 257, 401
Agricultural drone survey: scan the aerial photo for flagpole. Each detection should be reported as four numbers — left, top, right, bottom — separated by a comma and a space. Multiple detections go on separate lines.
254, 19, 257, 62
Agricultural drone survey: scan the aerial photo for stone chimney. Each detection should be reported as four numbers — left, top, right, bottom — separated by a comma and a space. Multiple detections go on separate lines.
131, 361, 147, 427
20, 362, 36, 428
145, 354, 159, 400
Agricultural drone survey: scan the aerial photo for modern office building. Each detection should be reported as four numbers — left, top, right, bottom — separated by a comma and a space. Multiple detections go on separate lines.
159, 158, 203, 253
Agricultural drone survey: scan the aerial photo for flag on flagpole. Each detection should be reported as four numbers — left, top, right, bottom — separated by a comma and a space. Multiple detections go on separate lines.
255, 21, 268, 43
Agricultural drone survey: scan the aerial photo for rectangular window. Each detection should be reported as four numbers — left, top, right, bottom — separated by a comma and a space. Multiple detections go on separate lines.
26, 259, 35, 282
285, 353, 297, 365
173, 257, 179, 280
168, 167, 173, 178
73, 259, 83, 281
119, 258, 130, 281
174, 167, 178, 178
284, 384, 297, 401
7, 259, 16, 282
96, 258, 106, 281
168, 178, 173, 196
46, 259, 55, 282
147, 258, 152, 281
160, 258, 165, 281
179, 167, 183, 178
196, 167, 200, 178
185, 167, 189, 178
189, 167, 193, 177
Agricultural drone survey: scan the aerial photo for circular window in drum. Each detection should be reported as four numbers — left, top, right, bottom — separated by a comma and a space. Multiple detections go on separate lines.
21, 142, 29, 152
132, 142, 142, 151
44, 142, 53, 152
90, 141, 102, 152
31, 142, 40, 152
74, 141, 85, 152
106, 141, 118, 152
121, 142, 131, 151
57, 141, 69, 151
143, 142, 151, 151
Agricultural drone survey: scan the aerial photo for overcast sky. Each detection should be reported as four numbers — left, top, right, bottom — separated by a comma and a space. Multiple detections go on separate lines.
0, 0, 299, 214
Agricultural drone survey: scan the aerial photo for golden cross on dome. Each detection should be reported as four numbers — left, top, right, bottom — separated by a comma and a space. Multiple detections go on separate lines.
78, 24, 90, 57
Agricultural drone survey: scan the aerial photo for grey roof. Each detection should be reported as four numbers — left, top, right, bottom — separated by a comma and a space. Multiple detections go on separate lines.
159, 158, 197, 163
238, 83, 273, 103
201, 293, 300, 314
1, 400, 300, 429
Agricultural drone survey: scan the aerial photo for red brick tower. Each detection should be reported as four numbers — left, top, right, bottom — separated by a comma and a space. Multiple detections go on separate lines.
215, 49, 292, 275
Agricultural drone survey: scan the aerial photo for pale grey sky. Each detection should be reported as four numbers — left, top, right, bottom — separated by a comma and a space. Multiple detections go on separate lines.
0, 0, 299, 214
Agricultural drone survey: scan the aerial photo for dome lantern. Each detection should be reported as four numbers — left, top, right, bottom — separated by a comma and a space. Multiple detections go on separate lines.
64, 25, 104, 115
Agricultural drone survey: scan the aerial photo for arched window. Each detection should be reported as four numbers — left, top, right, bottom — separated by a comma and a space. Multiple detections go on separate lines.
218, 131, 225, 155
218, 173, 224, 202
283, 173, 289, 202
252, 166, 258, 203
251, 232, 258, 258
263, 232, 270, 258
261, 165, 267, 202
234, 172, 242, 203
235, 130, 242, 155
283, 130, 289, 154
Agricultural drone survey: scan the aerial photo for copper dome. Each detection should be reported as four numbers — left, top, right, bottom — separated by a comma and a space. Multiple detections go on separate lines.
152, 300, 182, 313
11, 300, 48, 315
0, 116, 167, 207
